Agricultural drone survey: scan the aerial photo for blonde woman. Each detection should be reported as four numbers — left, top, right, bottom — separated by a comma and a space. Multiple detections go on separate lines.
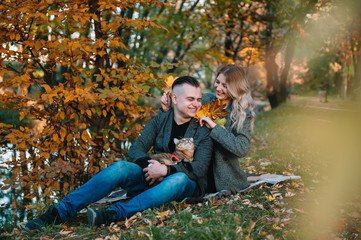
161, 65, 255, 193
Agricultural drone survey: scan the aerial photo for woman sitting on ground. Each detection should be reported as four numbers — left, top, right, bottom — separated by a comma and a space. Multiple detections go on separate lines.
161, 64, 255, 193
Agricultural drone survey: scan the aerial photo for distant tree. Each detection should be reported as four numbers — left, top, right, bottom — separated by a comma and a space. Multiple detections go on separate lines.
260, 0, 322, 108
297, 0, 361, 100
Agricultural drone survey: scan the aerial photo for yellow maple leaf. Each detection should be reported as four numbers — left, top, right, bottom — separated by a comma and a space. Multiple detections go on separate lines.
163, 75, 177, 92
195, 99, 229, 121
214, 118, 227, 128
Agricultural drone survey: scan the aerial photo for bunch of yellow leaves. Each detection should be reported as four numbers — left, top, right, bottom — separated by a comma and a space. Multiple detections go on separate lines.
195, 99, 229, 128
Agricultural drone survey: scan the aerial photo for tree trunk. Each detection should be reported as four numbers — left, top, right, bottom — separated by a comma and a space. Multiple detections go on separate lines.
352, 43, 361, 99
264, 6, 281, 109
264, 1, 281, 109
280, 38, 296, 102
225, 29, 233, 58
265, 42, 280, 109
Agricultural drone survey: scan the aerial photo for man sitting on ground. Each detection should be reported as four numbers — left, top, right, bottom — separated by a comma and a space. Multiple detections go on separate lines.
24, 76, 213, 230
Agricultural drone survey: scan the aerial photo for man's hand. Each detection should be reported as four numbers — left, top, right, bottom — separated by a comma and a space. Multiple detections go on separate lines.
143, 160, 167, 186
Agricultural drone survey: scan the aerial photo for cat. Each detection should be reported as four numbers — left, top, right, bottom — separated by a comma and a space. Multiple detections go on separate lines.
151, 138, 194, 165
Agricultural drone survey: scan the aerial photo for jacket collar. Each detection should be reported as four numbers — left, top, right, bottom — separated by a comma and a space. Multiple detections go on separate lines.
184, 118, 198, 138
163, 110, 198, 150
226, 100, 233, 113
224, 100, 233, 129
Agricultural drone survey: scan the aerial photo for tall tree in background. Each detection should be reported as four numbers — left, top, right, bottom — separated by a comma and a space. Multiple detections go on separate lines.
204, 0, 264, 66
327, 0, 361, 99
297, 0, 361, 100
262, 0, 320, 108
127, 0, 208, 75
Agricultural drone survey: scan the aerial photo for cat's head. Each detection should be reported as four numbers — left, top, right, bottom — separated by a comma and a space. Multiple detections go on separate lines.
174, 138, 194, 150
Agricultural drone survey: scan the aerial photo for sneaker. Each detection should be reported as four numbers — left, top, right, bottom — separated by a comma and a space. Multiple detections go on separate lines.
24, 205, 63, 231
87, 208, 118, 228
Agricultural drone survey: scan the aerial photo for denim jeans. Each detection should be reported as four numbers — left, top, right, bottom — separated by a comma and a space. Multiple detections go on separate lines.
56, 160, 196, 222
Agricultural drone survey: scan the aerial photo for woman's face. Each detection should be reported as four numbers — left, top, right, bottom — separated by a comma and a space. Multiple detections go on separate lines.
214, 73, 230, 101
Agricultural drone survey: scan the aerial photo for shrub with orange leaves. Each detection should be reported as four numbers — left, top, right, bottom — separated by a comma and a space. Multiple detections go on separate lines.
0, 0, 170, 210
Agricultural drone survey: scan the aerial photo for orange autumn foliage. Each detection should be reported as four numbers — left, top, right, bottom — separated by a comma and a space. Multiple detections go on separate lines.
0, 0, 170, 202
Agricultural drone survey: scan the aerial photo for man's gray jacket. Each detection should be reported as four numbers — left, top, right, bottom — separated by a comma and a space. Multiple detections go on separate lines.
129, 109, 213, 197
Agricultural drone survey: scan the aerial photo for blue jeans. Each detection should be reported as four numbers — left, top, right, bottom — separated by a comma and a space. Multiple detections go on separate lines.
56, 160, 196, 221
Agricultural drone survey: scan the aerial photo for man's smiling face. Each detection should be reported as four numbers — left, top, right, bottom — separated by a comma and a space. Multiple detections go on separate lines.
172, 83, 202, 121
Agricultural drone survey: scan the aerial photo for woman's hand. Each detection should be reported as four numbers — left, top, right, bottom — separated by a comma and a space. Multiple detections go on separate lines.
161, 91, 171, 112
143, 160, 167, 186
199, 115, 217, 129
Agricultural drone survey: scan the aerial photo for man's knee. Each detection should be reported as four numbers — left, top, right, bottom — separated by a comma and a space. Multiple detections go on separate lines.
110, 160, 137, 171
166, 173, 192, 187
104, 160, 141, 179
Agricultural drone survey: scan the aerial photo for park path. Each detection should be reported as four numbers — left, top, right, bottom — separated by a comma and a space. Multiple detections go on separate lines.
303, 97, 359, 112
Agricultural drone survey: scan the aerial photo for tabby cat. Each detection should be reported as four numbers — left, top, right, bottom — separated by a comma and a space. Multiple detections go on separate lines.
151, 138, 194, 165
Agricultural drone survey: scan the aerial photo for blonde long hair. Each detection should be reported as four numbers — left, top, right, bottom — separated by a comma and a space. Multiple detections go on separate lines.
216, 64, 255, 132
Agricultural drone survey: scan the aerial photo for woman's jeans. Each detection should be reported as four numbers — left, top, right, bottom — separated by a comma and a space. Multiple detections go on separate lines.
56, 160, 196, 221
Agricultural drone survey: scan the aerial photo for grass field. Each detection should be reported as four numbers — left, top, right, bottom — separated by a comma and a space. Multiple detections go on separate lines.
3, 96, 361, 240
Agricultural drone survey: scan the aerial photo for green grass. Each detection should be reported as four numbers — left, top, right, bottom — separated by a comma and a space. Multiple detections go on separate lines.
2, 96, 360, 240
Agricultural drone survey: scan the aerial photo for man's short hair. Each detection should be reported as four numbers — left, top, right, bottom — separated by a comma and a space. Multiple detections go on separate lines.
171, 76, 200, 90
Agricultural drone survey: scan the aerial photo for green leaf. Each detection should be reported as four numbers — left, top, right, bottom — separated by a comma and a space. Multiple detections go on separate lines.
96, 76, 103, 82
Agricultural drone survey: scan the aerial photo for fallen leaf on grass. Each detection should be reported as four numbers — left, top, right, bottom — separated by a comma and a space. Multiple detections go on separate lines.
124, 212, 142, 229
266, 195, 276, 201
274, 200, 285, 207
260, 160, 271, 166
243, 199, 264, 210
249, 221, 256, 231
234, 213, 241, 225
105, 235, 120, 240
191, 214, 203, 224
266, 234, 275, 240
236, 226, 243, 234
40, 237, 53, 240
108, 223, 121, 233
285, 192, 295, 197
348, 212, 361, 219
294, 208, 307, 214
157, 210, 173, 222
177, 203, 191, 209
137, 231, 152, 238
59, 230, 72, 235
333, 218, 346, 231
270, 191, 282, 198
272, 223, 282, 230
251, 203, 264, 210
291, 182, 303, 189
312, 179, 320, 184
286, 208, 294, 214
